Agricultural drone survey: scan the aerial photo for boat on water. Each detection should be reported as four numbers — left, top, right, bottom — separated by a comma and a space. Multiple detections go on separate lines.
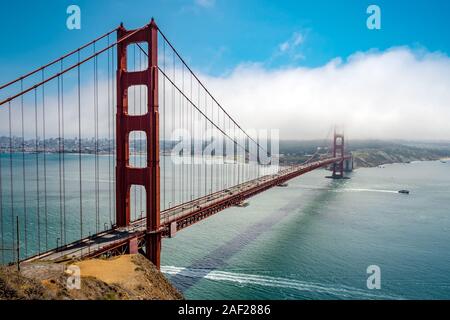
398, 190, 410, 194
235, 202, 249, 208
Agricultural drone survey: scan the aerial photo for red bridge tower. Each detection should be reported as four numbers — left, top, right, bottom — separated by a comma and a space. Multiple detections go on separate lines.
332, 132, 345, 178
116, 20, 161, 268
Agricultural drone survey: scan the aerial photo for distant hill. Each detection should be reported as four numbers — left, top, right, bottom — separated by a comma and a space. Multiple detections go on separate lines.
279, 140, 450, 168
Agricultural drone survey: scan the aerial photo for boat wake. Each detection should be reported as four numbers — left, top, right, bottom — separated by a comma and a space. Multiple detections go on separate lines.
336, 188, 399, 194
296, 185, 399, 194
161, 266, 400, 299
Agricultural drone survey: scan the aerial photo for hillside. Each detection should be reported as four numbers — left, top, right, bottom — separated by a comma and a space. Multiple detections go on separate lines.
348, 141, 450, 167
279, 140, 450, 168
351, 148, 448, 168
0, 254, 183, 300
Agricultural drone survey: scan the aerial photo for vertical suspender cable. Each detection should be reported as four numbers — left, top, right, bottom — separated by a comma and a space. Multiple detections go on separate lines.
181, 65, 185, 204
61, 60, 67, 244
20, 80, 28, 256
171, 50, 175, 208
162, 39, 166, 211
34, 89, 41, 254
216, 101, 219, 192
42, 70, 48, 250
236, 125, 239, 186
190, 70, 193, 203
204, 90, 207, 197
107, 35, 112, 227
94, 43, 99, 232
8, 102, 16, 260
112, 42, 116, 225
178, 64, 182, 204
57, 71, 63, 248
197, 82, 200, 199
210, 97, 213, 194
77, 49, 83, 239
222, 109, 225, 197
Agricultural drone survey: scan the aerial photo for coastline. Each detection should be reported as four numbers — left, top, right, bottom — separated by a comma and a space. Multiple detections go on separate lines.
353, 158, 446, 170
351, 149, 450, 169
353, 158, 447, 169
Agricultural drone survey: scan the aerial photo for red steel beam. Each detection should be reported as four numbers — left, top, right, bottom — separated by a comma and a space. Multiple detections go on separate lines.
167, 156, 346, 234
146, 19, 161, 269
115, 19, 161, 269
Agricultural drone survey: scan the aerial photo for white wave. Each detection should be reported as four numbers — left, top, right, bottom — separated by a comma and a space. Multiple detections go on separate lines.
296, 185, 399, 194
336, 188, 399, 194
161, 266, 400, 299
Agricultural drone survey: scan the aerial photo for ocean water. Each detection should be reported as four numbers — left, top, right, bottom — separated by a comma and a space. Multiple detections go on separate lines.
0, 153, 274, 262
1, 154, 449, 299
161, 160, 450, 299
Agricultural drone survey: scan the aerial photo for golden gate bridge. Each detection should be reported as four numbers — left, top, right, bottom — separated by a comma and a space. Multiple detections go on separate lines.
0, 19, 351, 269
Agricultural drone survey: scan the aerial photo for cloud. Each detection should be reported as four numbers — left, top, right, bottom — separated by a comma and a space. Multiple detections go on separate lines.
279, 42, 290, 53
2, 47, 449, 142
195, 0, 215, 8
292, 33, 304, 46
0, 77, 115, 140
198, 47, 450, 140
276, 31, 306, 62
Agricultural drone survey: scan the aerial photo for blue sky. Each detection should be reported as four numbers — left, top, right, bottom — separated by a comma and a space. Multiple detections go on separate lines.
1, 1, 450, 140
1, 0, 449, 80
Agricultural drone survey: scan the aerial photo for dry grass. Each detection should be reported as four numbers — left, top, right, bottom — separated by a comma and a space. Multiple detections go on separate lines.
0, 254, 182, 300
75, 255, 136, 285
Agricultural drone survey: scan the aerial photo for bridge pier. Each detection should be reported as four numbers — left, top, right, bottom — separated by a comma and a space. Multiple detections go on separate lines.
128, 237, 139, 254
116, 19, 161, 268
343, 157, 354, 172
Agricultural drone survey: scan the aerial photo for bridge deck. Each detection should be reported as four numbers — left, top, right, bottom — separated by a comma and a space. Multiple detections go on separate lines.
24, 156, 346, 263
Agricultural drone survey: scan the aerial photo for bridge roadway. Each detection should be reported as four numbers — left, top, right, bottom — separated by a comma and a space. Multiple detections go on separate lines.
24, 156, 347, 263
